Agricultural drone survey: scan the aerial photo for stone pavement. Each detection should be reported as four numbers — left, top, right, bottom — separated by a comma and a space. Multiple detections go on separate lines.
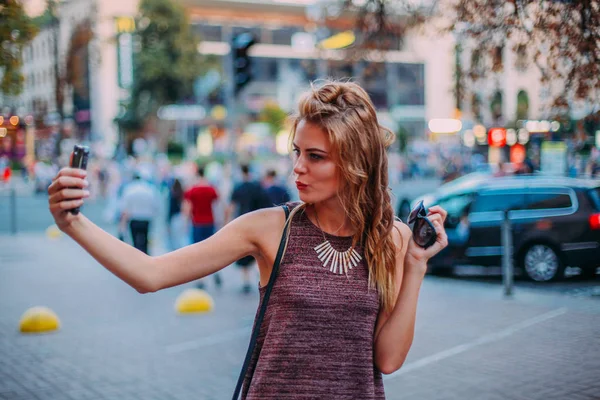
1, 232, 599, 400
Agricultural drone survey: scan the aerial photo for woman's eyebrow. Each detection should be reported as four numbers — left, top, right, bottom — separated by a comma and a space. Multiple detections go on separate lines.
292, 142, 328, 154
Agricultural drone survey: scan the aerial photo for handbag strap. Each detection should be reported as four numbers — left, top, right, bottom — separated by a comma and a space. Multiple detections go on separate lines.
232, 204, 291, 400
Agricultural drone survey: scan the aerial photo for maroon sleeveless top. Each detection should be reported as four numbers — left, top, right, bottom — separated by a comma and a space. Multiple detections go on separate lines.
242, 205, 385, 399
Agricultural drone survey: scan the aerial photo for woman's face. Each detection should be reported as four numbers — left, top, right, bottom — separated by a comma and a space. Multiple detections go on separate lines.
292, 120, 341, 204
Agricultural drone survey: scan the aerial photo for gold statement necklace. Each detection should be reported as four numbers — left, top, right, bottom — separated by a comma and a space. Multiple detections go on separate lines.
313, 207, 362, 275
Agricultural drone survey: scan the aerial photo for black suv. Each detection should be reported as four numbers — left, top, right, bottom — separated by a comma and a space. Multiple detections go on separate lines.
425, 175, 600, 281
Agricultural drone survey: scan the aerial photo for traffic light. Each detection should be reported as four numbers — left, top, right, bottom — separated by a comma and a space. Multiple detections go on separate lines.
232, 32, 256, 96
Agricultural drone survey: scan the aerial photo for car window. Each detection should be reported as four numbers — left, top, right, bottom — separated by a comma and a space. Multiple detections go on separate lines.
471, 192, 526, 213
437, 194, 474, 216
588, 188, 600, 211
525, 193, 572, 210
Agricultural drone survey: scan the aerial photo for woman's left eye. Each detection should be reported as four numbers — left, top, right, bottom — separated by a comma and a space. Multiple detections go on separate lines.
309, 153, 323, 161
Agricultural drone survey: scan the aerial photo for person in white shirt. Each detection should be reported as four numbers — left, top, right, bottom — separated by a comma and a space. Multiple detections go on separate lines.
120, 172, 161, 254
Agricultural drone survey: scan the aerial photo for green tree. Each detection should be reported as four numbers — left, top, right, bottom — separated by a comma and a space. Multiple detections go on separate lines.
0, 0, 38, 96
259, 102, 288, 135
118, 0, 203, 131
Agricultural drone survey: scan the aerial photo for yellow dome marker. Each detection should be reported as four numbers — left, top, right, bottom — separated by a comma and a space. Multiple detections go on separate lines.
46, 224, 62, 240
19, 306, 61, 333
175, 289, 214, 314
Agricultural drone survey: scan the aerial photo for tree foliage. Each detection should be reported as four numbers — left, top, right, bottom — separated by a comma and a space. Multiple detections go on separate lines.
338, 0, 600, 110
118, 0, 203, 131
0, 0, 39, 96
259, 102, 288, 135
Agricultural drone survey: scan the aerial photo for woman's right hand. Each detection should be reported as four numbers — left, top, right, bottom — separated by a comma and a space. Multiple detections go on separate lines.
48, 167, 90, 231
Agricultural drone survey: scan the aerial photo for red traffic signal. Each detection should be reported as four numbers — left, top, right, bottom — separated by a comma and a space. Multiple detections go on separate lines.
488, 128, 507, 147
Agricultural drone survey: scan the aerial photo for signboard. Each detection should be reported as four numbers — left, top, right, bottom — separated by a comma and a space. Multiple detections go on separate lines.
540, 141, 567, 176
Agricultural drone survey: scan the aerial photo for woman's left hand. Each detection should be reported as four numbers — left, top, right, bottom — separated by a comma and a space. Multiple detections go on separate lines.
404, 205, 449, 274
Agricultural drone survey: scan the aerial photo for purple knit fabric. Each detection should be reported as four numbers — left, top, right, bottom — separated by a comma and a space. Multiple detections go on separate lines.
242, 205, 385, 399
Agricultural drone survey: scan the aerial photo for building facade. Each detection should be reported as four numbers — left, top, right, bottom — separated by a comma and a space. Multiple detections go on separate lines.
4, 0, 577, 162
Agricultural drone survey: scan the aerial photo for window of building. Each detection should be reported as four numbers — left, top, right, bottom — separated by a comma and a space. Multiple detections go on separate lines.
327, 60, 354, 80
270, 26, 298, 46
192, 24, 222, 42
362, 61, 388, 108
515, 44, 527, 72
516, 90, 529, 120
470, 49, 484, 76
253, 57, 279, 82
396, 63, 425, 106
492, 46, 503, 72
490, 90, 503, 120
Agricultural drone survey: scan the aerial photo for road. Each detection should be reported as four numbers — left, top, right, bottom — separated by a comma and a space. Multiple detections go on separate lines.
1, 230, 600, 399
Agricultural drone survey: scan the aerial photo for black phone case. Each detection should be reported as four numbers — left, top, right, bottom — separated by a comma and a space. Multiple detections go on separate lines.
69, 145, 89, 215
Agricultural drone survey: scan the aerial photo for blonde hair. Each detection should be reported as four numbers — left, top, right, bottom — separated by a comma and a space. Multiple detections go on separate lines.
288, 80, 399, 312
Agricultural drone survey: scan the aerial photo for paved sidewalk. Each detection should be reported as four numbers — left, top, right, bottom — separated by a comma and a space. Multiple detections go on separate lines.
1, 233, 599, 400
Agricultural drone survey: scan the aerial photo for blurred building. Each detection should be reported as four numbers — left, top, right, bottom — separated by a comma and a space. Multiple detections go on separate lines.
186, 0, 455, 140
4, 0, 592, 161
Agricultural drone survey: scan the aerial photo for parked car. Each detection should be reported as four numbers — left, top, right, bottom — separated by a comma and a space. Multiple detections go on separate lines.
423, 175, 600, 282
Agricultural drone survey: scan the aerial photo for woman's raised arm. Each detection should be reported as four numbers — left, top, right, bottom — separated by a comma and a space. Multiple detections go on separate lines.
48, 167, 281, 293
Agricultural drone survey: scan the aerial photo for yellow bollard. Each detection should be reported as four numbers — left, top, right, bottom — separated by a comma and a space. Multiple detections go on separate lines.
46, 224, 62, 240
19, 306, 61, 333
175, 289, 214, 314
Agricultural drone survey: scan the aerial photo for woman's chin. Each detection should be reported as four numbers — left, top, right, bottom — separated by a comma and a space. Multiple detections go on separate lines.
297, 192, 311, 203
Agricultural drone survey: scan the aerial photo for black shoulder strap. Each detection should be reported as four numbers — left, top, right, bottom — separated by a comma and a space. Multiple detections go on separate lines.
232, 204, 291, 400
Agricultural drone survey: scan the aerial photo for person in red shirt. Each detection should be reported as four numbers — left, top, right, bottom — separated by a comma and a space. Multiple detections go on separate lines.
183, 165, 221, 288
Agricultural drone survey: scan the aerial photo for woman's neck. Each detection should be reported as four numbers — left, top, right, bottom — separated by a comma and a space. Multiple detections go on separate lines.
309, 201, 355, 237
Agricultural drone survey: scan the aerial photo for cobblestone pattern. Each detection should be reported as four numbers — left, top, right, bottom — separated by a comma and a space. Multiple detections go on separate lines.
1, 234, 599, 400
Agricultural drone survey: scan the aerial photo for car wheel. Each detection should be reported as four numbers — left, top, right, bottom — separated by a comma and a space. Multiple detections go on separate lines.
521, 244, 564, 282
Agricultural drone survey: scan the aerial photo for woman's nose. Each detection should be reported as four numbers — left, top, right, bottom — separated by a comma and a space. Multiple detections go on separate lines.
293, 156, 307, 175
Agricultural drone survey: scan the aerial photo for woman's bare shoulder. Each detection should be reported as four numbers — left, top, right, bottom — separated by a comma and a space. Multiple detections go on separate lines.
392, 219, 411, 252
235, 206, 290, 239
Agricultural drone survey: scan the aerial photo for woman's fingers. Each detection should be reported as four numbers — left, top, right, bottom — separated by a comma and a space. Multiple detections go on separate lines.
428, 205, 447, 221
48, 188, 90, 204
48, 175, 88, 194
54, 167, 87, 180
428, 213, 444, 226
49, 198, 84, 213
430, 220, 448, 250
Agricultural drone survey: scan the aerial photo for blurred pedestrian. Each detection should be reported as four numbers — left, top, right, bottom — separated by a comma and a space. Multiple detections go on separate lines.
47, 81, 448, 398
97, 164, 109, 198
225, 164, 271, 293
166, 178, 185, 251
262, 169, 290, 206
119, 171, 161, 254
183, 165, 222, 289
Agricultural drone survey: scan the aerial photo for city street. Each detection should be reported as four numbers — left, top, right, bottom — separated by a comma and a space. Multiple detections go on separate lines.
1, 208, 600, 399
3, 0, 600, 398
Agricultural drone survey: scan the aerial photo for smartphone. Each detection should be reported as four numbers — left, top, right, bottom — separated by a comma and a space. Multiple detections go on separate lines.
69, 144, 90, 215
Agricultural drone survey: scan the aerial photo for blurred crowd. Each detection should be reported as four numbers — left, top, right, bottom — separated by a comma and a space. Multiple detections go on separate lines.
69, 155, 293, 294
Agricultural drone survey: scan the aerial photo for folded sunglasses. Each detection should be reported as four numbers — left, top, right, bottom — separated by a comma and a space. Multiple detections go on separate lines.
408, 200, 437, 249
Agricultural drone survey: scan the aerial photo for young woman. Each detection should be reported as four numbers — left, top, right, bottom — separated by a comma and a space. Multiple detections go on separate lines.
47, 81, 448, 399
